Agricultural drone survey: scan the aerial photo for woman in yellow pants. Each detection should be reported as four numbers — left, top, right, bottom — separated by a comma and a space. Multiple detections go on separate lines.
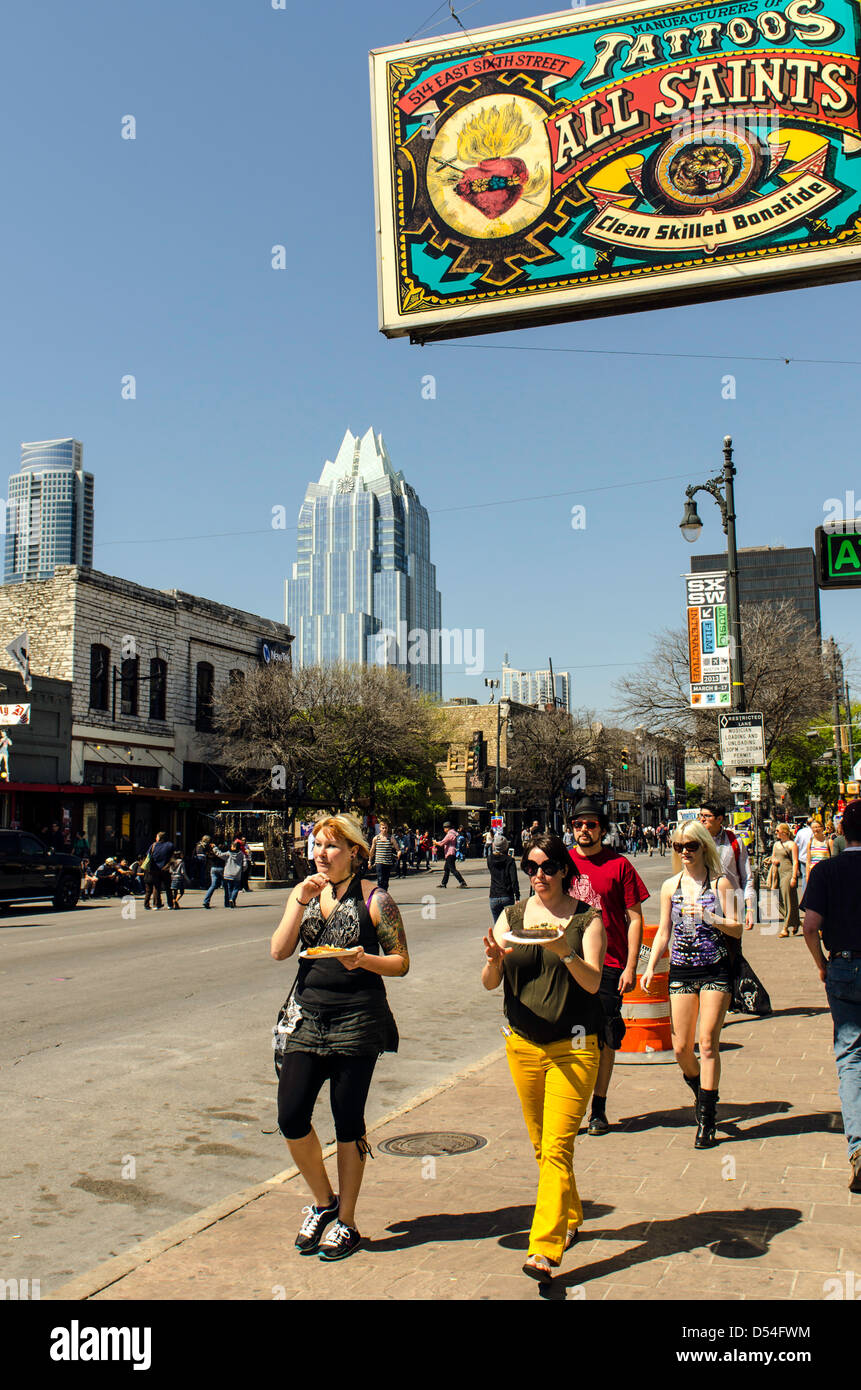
482, 831, 606, 1283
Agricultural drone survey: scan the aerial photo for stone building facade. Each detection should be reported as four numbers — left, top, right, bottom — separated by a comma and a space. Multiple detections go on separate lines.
0, 567, 293, 856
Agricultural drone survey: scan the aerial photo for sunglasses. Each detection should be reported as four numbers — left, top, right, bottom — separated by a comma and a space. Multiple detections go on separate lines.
673, 841, 701, 853
572, 820, 600, 830
525, 859, 562, 877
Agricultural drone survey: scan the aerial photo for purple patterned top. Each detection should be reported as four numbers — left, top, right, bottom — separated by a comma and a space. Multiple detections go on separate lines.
670, 873, 729, 972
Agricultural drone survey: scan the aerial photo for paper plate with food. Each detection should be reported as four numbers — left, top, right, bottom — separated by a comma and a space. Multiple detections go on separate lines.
299, 944, 361, 960
502, 921, 565, 945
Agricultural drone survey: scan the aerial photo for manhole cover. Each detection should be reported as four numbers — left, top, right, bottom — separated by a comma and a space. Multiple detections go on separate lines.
377, 1131, 487, 1157
709, 1236, 767, 1259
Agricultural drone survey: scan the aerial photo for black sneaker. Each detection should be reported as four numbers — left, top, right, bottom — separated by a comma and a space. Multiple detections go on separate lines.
318, 1220, 362, 1261
587, 1114, 609, 1136
294, 1196, 339, 1253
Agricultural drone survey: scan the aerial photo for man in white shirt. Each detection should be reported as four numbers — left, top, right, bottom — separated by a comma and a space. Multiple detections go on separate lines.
699, 803, 756, 929
794, 818, 814, 894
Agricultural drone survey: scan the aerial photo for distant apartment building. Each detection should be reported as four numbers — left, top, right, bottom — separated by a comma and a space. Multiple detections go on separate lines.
691, 546, 820, 637
285, 428, 443, 698
501, 664, 570, 712
4, 439, 94, 584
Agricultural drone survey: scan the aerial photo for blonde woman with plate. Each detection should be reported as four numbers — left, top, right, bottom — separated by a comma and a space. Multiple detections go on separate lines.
270, 813, 408, 1262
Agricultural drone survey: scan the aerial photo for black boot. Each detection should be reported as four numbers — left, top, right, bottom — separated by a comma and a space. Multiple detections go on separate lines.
682, 1071, 700, 1100
694, 1089, 719, 1148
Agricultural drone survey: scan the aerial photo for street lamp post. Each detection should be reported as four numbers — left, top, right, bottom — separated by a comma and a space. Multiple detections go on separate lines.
679, 435, 745, 713
495, 699, 510, 818
484, 678, 511, 820
681, 435, 761, 881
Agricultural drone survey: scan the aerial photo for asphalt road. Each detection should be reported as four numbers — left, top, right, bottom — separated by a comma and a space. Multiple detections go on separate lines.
0, 850, 672, 1293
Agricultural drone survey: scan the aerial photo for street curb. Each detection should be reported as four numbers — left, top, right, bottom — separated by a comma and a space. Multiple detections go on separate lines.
47, 1045, 505, 1301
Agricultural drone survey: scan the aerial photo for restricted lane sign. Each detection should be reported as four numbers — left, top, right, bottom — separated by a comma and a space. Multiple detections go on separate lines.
719, 712, 766, 767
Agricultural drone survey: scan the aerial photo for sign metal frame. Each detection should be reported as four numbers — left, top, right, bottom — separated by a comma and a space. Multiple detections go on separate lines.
370, 0, 861, 342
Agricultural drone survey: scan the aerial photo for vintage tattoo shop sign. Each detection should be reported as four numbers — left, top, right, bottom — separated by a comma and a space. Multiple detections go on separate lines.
369, 0, 861, 338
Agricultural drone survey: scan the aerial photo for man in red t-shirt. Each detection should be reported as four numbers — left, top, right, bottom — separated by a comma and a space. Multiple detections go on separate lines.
569, 796, 649, 1135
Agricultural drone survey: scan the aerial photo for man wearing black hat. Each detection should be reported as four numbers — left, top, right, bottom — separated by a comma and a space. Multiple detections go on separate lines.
568, 796, 649, 1135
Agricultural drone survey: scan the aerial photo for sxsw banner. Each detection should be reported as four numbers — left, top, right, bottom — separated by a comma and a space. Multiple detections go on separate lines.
369, 0, 861, 339
685, 570, 732, 707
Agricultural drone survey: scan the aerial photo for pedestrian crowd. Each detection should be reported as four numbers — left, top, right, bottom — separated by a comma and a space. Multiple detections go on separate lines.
27, 795, 860, 1286
76, 830, 255, 911
270, 797, 861, 1286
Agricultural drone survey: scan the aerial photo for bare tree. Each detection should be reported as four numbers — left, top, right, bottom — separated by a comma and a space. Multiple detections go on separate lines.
504, 706, 612, 825
613, 600, 830, 815
210, 662, 446, 818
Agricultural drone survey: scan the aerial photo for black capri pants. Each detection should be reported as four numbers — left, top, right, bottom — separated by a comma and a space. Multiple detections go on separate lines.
277, 1050, 378, 1143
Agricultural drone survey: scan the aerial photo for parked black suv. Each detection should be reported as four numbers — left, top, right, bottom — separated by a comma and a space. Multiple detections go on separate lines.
0, 831, 81, 911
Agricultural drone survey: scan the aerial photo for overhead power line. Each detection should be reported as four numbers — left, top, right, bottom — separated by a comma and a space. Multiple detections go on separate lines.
93, 468, 693, 548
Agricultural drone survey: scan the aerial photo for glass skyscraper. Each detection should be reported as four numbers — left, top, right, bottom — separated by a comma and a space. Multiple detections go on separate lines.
285, 428, 442, 698
4, 439, 94, 584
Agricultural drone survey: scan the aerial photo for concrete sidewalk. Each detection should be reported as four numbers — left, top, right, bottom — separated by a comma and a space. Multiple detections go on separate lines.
50, 925, 861, 1302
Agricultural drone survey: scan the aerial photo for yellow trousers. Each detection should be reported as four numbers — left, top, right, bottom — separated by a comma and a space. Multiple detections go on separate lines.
505, 1030, 600, 1263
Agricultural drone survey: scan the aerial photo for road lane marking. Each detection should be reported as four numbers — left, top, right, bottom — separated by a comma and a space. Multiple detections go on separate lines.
194, 937, 272, 955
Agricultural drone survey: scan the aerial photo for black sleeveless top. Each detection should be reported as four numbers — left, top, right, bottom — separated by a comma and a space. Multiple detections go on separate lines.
297, 874, 385, 1008
501, 898, 603, 1045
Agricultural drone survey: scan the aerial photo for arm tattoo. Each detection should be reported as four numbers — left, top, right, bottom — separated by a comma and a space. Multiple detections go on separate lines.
373, 892, 410, 975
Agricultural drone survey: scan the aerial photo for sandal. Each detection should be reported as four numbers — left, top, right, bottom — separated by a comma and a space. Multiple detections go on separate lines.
522, 1253, 556, 1283
565, 1227, 579, 1251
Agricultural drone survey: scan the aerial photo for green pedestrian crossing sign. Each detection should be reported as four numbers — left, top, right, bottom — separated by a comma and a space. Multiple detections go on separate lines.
816, 526, 861, 589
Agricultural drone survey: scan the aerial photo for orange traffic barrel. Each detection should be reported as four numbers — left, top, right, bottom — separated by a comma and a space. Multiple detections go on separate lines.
616, 923, 675, 1064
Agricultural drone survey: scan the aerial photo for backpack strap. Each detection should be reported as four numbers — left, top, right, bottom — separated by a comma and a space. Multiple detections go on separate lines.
725, 829, 741, 870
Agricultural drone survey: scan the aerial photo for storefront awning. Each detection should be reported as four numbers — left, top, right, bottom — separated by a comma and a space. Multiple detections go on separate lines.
0, 781, 277, 804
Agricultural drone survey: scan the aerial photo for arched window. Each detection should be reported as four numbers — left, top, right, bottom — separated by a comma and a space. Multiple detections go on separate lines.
150, 658, 167, 721
89, 644, 110, 710
229, 668, 245, 686
121, 657, 139, 716
196, 662, 215, 731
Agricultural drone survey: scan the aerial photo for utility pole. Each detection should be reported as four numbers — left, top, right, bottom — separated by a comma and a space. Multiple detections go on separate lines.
830, 638, 844, 797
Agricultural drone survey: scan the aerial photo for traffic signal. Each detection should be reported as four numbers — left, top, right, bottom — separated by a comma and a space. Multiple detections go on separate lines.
621, 748, 629, 771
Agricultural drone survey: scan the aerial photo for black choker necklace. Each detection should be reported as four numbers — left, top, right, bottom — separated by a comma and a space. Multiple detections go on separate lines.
325, 872, 354, 891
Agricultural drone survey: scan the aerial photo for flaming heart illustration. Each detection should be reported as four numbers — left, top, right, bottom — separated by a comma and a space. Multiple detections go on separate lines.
441, 100, 546, 222
455, 157, 528, 218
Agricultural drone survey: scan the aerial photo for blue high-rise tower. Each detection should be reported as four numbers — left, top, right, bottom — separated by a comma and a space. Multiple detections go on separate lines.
4, 439, 94, 584
285, 428, 442, 699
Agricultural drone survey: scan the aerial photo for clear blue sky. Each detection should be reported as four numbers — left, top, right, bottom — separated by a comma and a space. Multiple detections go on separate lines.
2, 0, 858, 715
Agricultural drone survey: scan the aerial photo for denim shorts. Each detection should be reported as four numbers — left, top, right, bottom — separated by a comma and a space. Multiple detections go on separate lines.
598, 965, 626, 1048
